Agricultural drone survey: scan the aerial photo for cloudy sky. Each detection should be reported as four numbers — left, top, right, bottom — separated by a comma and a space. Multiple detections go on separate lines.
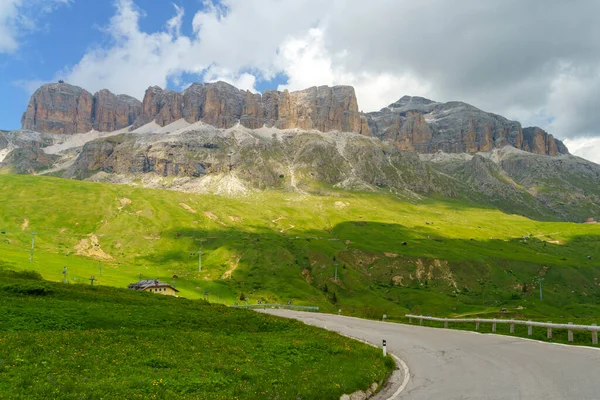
1, 0, 598, 162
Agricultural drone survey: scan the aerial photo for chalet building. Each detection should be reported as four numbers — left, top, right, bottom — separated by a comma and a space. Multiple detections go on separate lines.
128, 280, 179, 296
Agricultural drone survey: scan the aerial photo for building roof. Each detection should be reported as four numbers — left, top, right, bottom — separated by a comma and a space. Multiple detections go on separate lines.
128, 280, 179, 292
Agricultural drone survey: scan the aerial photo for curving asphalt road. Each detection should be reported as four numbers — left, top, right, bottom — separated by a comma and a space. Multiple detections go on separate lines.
261, 309, 600, 400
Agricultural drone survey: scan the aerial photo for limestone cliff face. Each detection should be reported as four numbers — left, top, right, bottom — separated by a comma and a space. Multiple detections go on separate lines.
134, 86, 183, 128
21, 82, 568, 157
521, 127, 567, 156
366, 96, 568, 156
136, 82, 367, 134
92, 90, 142, 132
22, 83, 142, 134
22, 84, 94, 134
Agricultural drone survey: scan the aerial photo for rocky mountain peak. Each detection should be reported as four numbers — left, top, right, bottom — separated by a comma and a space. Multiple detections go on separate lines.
22, 83, 94, 134
522, 126, 568, 156
366, 96, 568, 156
19, 81, 568, 157
390, 95, 437, 110
22, 83, 142, 134
133, 81, 370, 134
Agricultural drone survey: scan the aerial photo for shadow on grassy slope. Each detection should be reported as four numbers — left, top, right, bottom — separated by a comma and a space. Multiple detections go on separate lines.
146, 220, 600, 321
1, 175, 598, 321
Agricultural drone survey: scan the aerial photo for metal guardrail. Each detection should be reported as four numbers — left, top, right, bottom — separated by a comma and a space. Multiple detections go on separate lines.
232, 304, 319, 312
405, 314, 600, 344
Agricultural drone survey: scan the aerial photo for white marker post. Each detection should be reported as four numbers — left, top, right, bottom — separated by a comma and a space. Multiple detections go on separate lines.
382, 339, 387, 357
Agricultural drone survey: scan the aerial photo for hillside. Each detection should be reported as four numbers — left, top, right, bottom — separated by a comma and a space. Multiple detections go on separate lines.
0, 269, 391, 399
2, 122, 599, 222
3, 82, 600, 224
1, 175, 599, 322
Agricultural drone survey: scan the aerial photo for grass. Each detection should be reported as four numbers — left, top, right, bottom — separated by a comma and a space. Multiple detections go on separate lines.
0, 269, 393, 399
0, 174, 599, 323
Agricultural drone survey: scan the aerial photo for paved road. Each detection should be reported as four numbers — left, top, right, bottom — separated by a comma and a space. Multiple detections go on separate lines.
261, 310, 600, 399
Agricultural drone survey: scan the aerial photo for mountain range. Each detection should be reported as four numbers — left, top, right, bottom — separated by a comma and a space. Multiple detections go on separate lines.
1, 81, 598, 222
20, 82, 566, 156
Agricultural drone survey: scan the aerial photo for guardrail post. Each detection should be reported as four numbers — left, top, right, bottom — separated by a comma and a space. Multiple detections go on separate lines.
527, 321, 532, 336
492, 318, 497, 333
547, 322, 552, 340
509, 320, 515, 334
475, 319, 480, 331
420, 317, 423, 325
592, 325, 598, 345
568, 322, 574, 342
409, 316, 413, 324
444, 318, 448, 329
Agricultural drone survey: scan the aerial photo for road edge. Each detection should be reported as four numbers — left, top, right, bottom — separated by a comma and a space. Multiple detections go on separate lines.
255, 309, 411, 399
341, 334, 410, 400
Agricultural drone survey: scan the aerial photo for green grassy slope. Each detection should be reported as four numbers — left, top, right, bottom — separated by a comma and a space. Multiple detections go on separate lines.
0, 270, 393, 399
1, 175, 599, 321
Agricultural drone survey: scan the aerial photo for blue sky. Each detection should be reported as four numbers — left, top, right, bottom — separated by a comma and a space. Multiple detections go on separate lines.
0, 0, 288, 130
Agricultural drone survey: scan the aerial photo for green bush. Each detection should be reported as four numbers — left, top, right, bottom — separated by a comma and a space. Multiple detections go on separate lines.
0, 269, 43, 280
0, 282, 53, 295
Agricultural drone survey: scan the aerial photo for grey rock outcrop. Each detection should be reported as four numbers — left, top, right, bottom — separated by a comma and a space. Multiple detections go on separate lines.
0, 130, 60, 173
64, 125, 453, 197
424, 147, 600, 221
366, 96, 568, 156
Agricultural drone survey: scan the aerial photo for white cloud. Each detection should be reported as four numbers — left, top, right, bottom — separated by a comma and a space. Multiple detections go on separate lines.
275, 28, 430, 111
205, 69, 258, 93
63, 0, 196, 99
0, 0, 70, 53
166, 4, 184, 37
43, 0, 600, 153
190, 0, 323, 80
546, 66, 600, 138
563, 137, 600, 165
0, 0, 21, 52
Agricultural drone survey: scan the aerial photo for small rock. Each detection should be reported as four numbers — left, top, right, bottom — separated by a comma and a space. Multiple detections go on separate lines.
349, 391, 368, 400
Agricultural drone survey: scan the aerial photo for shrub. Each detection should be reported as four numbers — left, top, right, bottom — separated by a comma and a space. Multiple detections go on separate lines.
0, 282, 53, 296
331, 292, 338, 304
10, 270, 43, 281
145, 358, 172, 369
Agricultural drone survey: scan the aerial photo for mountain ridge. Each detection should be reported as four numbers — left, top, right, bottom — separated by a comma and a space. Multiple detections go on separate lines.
365, 95, 567, 156
5, 81, 598, 223
1, 118, 597, 222
21, 82, 566, 157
